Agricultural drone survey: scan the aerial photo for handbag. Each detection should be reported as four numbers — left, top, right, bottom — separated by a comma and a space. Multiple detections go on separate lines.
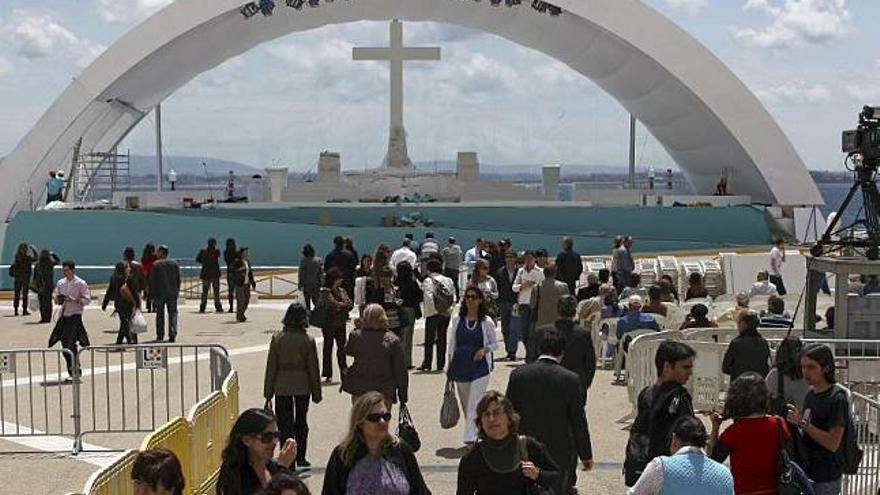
130, 310, 148, 334
440, 379, 460, 429
769, 368, 789, 416
310, 290, 328, 328
397, 403, 421, 452
775, 416, 815, 495
517, 435, 553, 495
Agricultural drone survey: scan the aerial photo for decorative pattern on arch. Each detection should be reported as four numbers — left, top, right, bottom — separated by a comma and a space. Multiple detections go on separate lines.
0, 0, 822, 220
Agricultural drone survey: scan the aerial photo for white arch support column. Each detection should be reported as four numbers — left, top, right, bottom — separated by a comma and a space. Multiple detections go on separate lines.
0, 0, 823, 224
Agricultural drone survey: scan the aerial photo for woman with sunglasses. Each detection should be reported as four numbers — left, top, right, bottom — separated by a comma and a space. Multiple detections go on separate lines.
446, 286, 499, 445
217, 408, 297, 495
323, 391, 431, 495
457, 391, 560, 495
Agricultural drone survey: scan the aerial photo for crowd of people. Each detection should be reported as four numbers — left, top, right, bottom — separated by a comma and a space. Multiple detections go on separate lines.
6, 232, 860, 495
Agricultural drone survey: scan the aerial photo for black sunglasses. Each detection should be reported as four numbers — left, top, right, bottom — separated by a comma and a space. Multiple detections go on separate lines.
256, 431, 281, 443
365, 412, 392, 423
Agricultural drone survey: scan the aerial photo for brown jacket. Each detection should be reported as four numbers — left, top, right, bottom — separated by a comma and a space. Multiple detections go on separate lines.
342, 327, 408, 403
319, 286, 352, 328
263, 327, 322, 401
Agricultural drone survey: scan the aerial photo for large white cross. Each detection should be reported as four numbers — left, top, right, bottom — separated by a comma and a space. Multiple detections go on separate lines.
353, 20, 440, 169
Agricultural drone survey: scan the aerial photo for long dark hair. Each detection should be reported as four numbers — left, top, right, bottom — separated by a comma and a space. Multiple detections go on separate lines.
775, 336, 804, 380
142, 243, 156, 260
459, 286, 488, 321
801, 343, 836, 384
217, 408, 277, 495
112, 261, 127, 280
282, 302, 308, 329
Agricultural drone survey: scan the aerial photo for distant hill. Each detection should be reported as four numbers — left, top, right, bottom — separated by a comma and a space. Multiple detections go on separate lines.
130, 155, 262, 176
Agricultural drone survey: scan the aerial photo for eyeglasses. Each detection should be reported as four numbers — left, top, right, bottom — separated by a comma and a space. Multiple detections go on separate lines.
481, 408, 507, 419
256, 431, 280, 443
465, 294, 480, 300
365, 412, 392, 423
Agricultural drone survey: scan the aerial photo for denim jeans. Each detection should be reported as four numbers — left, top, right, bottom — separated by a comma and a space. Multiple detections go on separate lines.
498, 300, 518, 356
518, 305, 536, 362
155, 297, 178, 341
812, 479, 841, 495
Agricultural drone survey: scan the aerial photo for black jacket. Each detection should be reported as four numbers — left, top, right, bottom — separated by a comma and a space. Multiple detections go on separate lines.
494, 266, 519, 303
149, 258, 181, 300
33, 253, 59, 294
324, 248, 357, 283
196, 247, 222, 279
624, 381, 694, 485
555, 250, 583, 287
534, 320, 596, 392
505, 358, 593, 474
322, 441, 430, 495
722, 331, 770, 380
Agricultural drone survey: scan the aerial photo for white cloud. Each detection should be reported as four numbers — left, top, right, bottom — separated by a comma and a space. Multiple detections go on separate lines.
664, 0, 709, 14
844, 60, 880, 101
755, 81, 832, 104
733, 0, 852, 49
95, 0, 173, 24
0, 9, 105, 66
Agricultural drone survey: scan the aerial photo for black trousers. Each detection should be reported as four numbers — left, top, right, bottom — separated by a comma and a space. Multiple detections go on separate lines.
275, 395, 310, 462
443, 268, 460, 301
13, 277, 30, 312
200, 277, 223, 311
114, 306, 137, 345
321, 323, 347, 379
769, 274, 787, 296
226, 271, 235, 312
302, 287, 319, 312
38, 291, 53, 322
422, 314, 450, 370
59, 314, 84, 377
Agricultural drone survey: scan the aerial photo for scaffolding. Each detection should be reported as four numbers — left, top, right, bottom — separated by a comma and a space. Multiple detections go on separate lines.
68, 149, 132, 202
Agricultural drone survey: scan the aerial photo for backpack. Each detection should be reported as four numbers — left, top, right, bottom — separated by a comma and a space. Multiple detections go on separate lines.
431, 276, 454, 314
832, 386, 863, 475
624, 386, 654, 486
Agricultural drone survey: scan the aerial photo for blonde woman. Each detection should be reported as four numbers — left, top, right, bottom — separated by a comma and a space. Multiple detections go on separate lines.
322, 391, 430, 495
468, 259, 498, 319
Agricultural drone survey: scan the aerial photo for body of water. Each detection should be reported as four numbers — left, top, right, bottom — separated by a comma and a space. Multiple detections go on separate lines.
817, 182, 862, 226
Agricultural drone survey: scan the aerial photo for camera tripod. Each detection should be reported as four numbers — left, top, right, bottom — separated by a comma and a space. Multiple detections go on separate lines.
811, 161, 880, 260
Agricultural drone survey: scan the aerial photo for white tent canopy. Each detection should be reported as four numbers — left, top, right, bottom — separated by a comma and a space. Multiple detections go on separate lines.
0, 0, 823, 221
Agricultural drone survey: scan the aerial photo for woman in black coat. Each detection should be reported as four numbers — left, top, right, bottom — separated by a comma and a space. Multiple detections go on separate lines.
33, 248, 60, 323
457, 391, 560, 495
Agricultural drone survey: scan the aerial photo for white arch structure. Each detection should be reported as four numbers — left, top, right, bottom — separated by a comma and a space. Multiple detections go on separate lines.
0, 0, 823, 221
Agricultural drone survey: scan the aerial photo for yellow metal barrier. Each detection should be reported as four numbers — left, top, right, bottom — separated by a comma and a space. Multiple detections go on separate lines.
188, 392, 226, 494
72, 370, 240, 495
140, 417, 194, 493
82, 450, 140, 495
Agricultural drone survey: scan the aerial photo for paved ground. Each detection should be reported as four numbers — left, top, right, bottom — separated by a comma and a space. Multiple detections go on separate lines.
0, 299, 636, 495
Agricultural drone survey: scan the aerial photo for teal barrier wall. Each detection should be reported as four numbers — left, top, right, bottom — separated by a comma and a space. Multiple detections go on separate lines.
1, 205, 776, 286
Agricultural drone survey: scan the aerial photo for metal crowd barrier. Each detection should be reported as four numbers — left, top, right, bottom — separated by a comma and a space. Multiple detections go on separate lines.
0, 344, 230, 454
0, 348, 79, 450
75, 366, 239, 495
845, 390, 880, 495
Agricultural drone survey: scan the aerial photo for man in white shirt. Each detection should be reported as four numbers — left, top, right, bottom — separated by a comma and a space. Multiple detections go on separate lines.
464, 238, 485, 278
512, 250, 545, 362
768, 238, 787, 295
390, 238, 417, 274
420, 259, 455, 371
749, 270, 778, 298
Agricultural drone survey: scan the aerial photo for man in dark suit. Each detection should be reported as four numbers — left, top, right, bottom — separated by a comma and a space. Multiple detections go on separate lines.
494, 251, 520, 360
323, 236, 357, 300
196, 238, 223, 313
149, 245, 181, 342
534, 295, 596, 395
506, 329, 593, 494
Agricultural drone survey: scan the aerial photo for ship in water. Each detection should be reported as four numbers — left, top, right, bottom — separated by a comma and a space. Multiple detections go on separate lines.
0, 2, 826, 278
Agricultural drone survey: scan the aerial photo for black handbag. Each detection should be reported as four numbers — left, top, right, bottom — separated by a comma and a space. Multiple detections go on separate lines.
518, 435, 553, 495
397, 403, 421, 452
775, 416, 815, 495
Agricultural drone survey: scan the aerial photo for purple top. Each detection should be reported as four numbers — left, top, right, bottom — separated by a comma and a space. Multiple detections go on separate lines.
55, 275, 91, 316
344, 454, 410, 495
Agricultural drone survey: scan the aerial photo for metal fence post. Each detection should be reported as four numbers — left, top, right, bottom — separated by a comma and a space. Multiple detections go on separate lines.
72, 349, 82, 455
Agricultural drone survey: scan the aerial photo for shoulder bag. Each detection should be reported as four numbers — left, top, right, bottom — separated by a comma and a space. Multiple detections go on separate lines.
397, 402, 421, 452
517, 435, 553, 495
440, 379, 460, 429
775, 416, 815, 495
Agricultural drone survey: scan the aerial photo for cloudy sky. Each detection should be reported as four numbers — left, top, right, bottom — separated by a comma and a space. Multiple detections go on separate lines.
0, 0, 875, 172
